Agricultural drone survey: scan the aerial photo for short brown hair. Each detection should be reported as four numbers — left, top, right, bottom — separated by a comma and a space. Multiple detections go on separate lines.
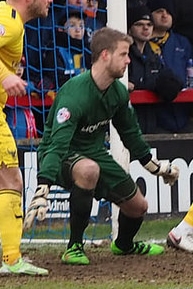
90, 27, 133, 63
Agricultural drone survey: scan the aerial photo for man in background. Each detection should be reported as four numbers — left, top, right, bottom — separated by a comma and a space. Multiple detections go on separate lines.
146, 0, 193, 133
127, 5, 183, 134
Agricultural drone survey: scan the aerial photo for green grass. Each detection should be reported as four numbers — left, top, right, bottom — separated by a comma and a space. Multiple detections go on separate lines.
23, 215, 182, 242
135, 215, 182, 241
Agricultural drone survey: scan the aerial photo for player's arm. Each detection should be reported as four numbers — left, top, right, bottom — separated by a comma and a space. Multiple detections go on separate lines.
0, 12, 27, 96
112, 100, 179, 186
139, 153, 179, 186
24, 95, 81, 230
23, 120, 77, 230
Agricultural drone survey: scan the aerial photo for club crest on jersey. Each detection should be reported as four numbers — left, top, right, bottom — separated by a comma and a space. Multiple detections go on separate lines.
0, 24, 5, 36
57, 107, 71, 123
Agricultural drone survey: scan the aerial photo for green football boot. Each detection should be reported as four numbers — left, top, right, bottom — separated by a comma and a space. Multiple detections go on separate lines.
111, 240, 164, 256
61, 243, 90, 265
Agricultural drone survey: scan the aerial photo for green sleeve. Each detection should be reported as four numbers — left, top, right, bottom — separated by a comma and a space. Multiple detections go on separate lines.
37, 87, 82, 183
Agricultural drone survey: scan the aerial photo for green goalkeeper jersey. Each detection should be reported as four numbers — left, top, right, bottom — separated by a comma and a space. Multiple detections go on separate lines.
38, 70, 150, 183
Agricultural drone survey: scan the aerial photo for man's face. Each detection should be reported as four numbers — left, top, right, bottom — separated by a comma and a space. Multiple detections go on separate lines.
68, 0, 88, 9
106, 41, 130, 79
130, 20, 154, 42
64, 17, 85, 40
152, 8, 172, 32
28, 0, 53, 18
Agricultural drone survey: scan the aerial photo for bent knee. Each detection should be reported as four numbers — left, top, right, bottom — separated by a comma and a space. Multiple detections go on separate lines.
83, 160, 100, 179
120, 197, 148, 218
137, 199, 148, 216
72, 158, 100, 188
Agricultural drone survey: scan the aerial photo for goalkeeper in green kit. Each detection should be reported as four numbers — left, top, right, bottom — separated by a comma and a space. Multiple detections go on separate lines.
24, 27, 179, 265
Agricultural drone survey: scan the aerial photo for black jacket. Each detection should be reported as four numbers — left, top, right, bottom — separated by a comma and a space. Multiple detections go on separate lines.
128, 42, 163, 91
129, 41, 189, 134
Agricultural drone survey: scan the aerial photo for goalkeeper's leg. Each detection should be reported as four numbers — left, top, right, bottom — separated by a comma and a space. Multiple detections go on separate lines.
61, 158, 100, 265
61, 184, 94, 265
109, 181, 164, 256
68, 184, 94, 248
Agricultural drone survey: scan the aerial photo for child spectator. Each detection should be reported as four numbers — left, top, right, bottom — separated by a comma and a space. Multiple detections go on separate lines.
42, 10, 91, 91
24, 1, 67, 87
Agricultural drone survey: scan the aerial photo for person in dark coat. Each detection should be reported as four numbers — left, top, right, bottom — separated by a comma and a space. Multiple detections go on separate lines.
146, 0, 193, 133
128, 5, 183, 133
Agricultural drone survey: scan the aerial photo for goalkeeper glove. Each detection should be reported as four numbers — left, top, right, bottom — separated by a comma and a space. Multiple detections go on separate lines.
23, 184, 49, 230
144, 159, 179, 186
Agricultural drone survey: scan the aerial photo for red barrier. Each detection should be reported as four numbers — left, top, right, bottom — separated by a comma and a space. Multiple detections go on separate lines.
6, 94, 54, 107
6, 89, 193, 107
130, 88, 193, 104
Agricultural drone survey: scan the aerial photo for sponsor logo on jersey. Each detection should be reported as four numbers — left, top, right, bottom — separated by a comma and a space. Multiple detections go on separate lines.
57, 107, 71, 124
81, 119, 110, 133
0, 24, 5, 36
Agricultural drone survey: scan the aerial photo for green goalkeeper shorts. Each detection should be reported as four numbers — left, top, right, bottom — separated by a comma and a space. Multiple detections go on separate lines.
56, 151, 137, 205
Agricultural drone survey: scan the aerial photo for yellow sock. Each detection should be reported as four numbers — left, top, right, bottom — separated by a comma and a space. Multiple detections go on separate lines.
0, 191, 22, 265
184, 203, 193, 227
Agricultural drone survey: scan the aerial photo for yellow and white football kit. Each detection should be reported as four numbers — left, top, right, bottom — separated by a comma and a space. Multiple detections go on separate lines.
0, 1, 24, 265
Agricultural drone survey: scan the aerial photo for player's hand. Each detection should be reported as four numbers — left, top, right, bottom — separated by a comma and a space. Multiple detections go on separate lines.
2, 74, 27, 97
23, 184, 49, 230
144, 159, 179, 186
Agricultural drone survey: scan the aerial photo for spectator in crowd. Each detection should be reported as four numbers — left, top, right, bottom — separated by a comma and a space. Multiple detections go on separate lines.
0, 0, 52, 276
67, 0, 87, 9
42, 10, 91, 92
24, 1, 106, 92
127, 5, 183, 133
128, 6, 166, 92
67, 0, 106, 34
24, 1, 66, 85
29, 9, 91, 137
24, 27, 179, 266
173, 0, 193, 45
147, 0, 192, 86
146, 0, 193, 133
85, 0, 106, 30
